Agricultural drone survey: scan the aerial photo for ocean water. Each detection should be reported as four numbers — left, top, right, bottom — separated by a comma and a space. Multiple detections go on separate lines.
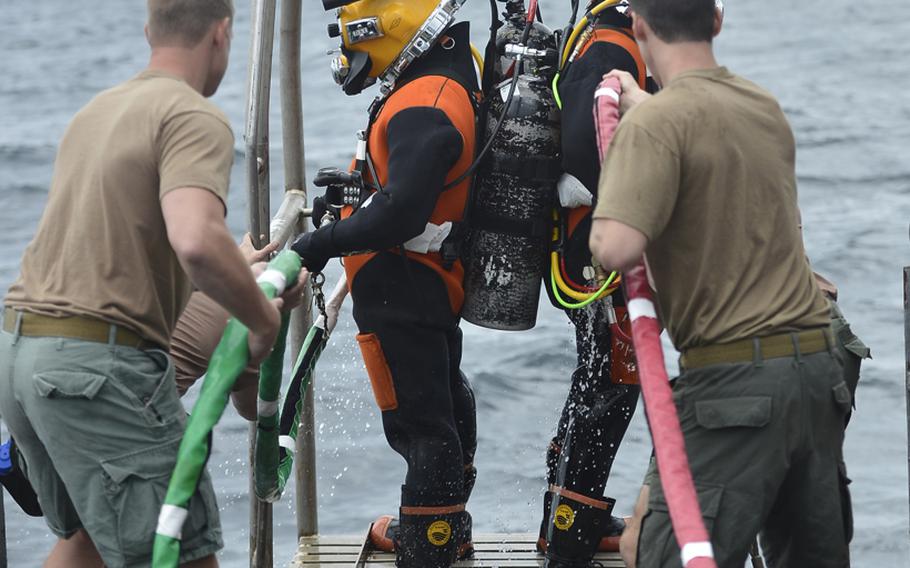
1, 0, 909, 566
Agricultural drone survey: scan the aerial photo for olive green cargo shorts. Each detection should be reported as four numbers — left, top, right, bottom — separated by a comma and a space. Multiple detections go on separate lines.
0, 330, 223, 567
828, 299, 870, 411
637, 344, 852, 568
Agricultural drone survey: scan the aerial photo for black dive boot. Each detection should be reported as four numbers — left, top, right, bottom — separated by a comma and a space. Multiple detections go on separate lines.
538, 437, 562, 552
538, 489, 555, 552
544, 489, 616, 567
538, 489, 626, 556
370, 467, 476, 560
459, 464, 477, 558
395, 506, 466, 568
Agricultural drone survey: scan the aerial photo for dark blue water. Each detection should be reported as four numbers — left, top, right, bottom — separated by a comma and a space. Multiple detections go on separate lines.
1, 1, 908, 566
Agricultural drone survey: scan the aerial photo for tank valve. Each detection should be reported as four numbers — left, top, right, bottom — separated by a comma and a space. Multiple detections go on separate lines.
504, 43, 550, 60
593, 260, 611, 288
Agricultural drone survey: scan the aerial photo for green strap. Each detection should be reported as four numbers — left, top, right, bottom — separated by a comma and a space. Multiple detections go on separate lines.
254, 315, 328, 501
253, 312, 290, 501
152, 251, 301, 568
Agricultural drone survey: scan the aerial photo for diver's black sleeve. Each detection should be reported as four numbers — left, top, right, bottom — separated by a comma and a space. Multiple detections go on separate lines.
301, 107, 463, 261
560, 41, 641, 195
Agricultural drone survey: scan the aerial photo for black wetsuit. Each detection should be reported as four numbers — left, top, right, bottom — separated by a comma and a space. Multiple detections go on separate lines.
292, 22, 478, 567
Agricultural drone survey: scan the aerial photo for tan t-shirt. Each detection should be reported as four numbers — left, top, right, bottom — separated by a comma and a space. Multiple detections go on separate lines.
594, 67, 829, 351
5, 70, 234, 347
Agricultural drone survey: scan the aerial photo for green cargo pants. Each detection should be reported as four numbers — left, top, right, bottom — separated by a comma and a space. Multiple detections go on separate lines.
828, 299, 870, 423
637, 338, 852, 568
0, 326, 223, 568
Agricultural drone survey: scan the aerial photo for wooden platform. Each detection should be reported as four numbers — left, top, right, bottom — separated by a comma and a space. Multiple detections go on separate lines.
291, 533, 624, 567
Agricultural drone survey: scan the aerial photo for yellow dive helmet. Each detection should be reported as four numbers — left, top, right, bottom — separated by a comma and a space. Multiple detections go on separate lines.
322, 0, 466, 96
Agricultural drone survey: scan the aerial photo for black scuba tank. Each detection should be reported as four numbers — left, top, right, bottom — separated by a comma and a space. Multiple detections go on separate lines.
461, 1, 560, 331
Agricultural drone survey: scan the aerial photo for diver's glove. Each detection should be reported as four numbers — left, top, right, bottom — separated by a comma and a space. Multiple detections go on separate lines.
310, 196, 330, 229
291, 226, 333, 273
311, 182, 347, 229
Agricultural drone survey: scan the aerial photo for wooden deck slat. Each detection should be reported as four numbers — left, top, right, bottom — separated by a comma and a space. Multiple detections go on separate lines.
291, 534, 624, 567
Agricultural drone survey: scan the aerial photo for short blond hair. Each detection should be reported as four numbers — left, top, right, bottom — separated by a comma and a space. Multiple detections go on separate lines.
147, 0, 234, 46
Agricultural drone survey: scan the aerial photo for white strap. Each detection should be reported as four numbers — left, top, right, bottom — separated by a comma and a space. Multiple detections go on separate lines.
403, 221, 452, 254
359, 193, 375, 209
156, 505, 188, 540
594, 87, 620, 102
627, 298, 657, 321
256, 269, 288, 294
258, 398, 280, 418
279, 435, 296, 453
681, 541, 715, 565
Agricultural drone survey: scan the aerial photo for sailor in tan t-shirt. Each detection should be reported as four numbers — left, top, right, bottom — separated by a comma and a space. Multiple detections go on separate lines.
589, 1, 851, 567
0, 2, 303, 567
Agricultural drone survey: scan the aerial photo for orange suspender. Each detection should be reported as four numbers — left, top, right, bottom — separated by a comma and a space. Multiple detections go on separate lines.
578, 28, 647, 89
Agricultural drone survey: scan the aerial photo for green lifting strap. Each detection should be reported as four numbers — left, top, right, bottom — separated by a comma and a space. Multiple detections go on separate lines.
152, 251, 301, 568
253, 311, 329, 502
253, 311, 290, 501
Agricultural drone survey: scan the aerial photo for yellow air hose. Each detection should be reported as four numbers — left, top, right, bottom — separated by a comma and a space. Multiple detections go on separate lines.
560, 0, 624, 67
470, 43, 484, 78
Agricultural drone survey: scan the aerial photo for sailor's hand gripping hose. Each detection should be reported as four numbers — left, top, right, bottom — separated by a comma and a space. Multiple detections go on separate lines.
594, 77, 717, 568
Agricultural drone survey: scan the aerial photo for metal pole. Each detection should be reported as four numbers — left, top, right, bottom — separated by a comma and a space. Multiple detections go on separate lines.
293, 319, 319, 538
278, 0, 320, 539
246, 1, 277, 567
249, 421, 273, 568
280, 0, 305, 190
904, 266, 910, 535
245, 0, 277, 250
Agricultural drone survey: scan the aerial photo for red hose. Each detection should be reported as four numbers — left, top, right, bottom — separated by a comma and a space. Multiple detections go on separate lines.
527, 0, 539, 24
594, 77, 717, 568
559, 255, 602, 293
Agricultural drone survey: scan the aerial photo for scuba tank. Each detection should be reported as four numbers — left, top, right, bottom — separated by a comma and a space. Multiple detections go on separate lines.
461, 0, 560, 331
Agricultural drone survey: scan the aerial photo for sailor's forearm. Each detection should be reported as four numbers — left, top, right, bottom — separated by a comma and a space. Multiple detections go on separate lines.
620, 483, 650, 568
589, 218, 649, 272
179, 223, 276, 335
162, 187, 276, 335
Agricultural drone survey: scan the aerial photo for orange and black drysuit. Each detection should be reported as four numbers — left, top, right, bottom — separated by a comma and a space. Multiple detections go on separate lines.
292, 22, 477, 568
539, 9, 647, 566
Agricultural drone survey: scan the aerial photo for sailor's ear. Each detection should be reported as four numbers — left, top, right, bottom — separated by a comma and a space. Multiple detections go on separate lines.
213, 16, 232, 48
630, 12, 647, 43
144, 23, 151, 46
713, 8, 724, 37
